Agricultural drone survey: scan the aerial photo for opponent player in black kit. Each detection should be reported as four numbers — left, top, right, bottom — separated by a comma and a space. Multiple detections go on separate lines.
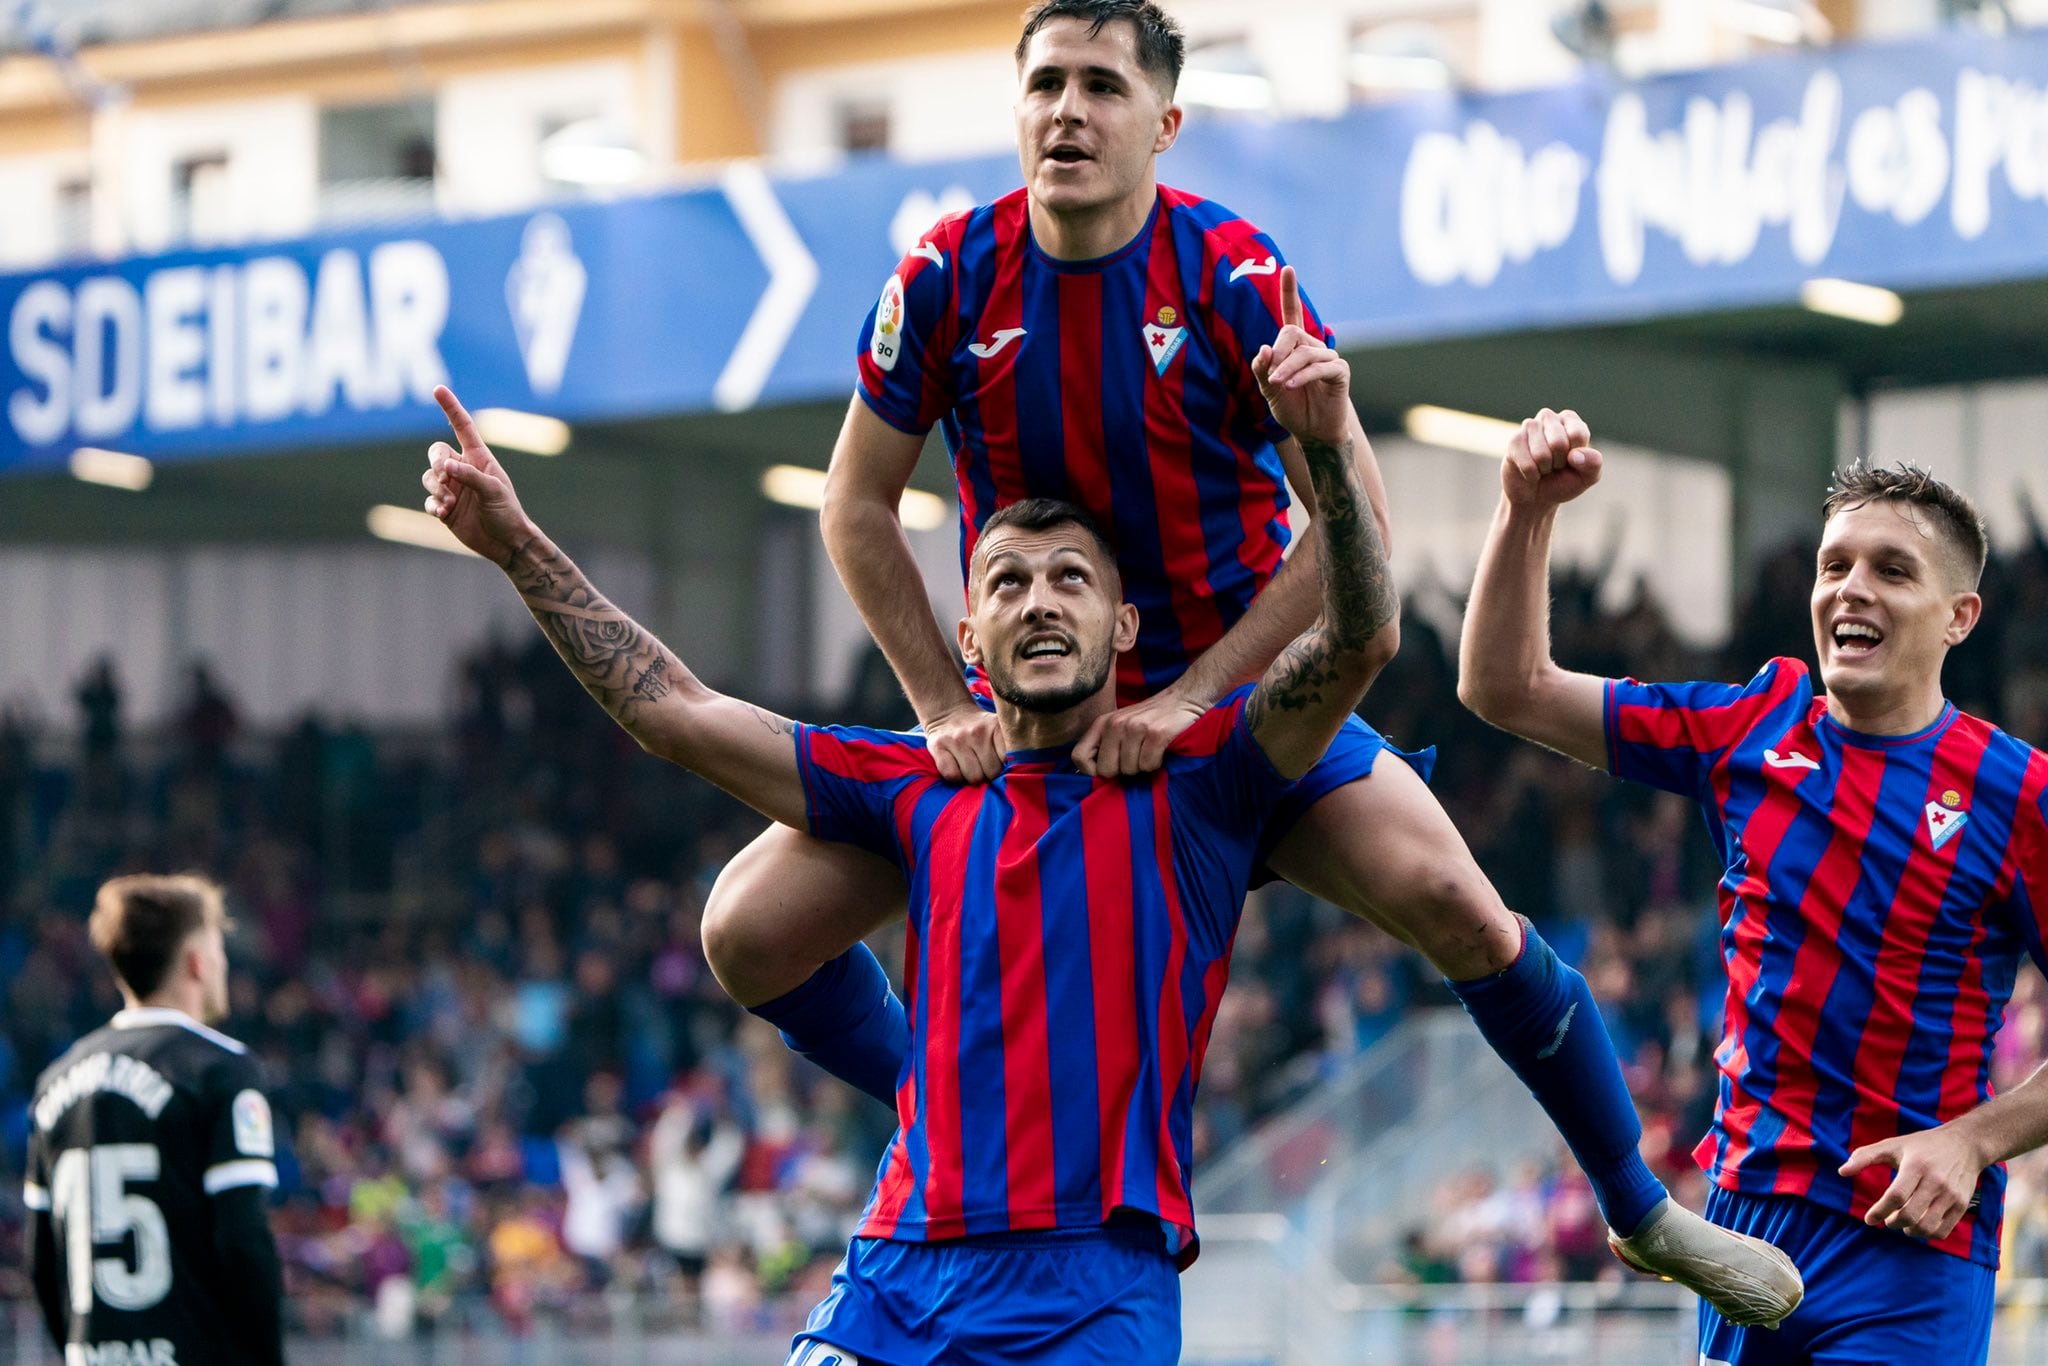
23, 874, 286, 1366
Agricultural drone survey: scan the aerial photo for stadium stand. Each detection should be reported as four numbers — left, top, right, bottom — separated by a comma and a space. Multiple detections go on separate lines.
5, 519, 2047, 1342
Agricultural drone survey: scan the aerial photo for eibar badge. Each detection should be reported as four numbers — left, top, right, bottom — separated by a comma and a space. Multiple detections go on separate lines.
1924, 796, 1968, 851
1144, 309, 1187, 375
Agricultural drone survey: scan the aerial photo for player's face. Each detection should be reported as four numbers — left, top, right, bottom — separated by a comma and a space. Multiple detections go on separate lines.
1015, 18, 1179, 219
964, 527, 1136, 715
193, 923, 231, 1024
1811, 501, 1980, 707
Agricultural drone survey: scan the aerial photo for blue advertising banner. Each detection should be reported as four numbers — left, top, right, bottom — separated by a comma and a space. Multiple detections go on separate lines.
5, 27, 2048, 472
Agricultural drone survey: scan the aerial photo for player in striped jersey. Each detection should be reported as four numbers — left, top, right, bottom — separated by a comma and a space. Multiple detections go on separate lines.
1460, 410, 2048, 1363
420, 317, 1395, 1360
699, 0, 1800, 1323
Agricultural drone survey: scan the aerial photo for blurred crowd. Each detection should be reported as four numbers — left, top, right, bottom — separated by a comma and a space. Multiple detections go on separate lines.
3, 513, 2048, 1334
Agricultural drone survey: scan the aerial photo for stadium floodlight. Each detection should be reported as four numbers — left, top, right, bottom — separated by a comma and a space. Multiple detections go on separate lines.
1348, 53, 1452, 93
69, 447, 152, 491
1716, 0, 1832, 45
538, 119, 646, 187
1179, 42, 1273, 113
1800, 278, 1904, 326
474, 408, 571, 456
1551, 1, 1617, 64
1350, 22, 1457, 94
1403, 405, 1523, 458
761, 463, 949, 531
367, 504, 478, 556
1178, 68, 1273, 111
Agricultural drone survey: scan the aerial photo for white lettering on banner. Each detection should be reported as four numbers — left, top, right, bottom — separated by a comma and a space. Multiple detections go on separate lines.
1598, 74, 1845, 285
4, 242, 452, 449
1845, 87, 1948, 226
1953, 68, 2048, 239
303, 248, 373, 414
1401, 62, 2048, 296
1400, 123, 1586, 287
75, 277, 143, 440
8, 280, 69, 446
243, 256, 308, 423
144, 267, 208, 431
372, 241, 451, 403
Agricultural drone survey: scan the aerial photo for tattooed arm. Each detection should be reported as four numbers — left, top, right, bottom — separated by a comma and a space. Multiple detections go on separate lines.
420, 386, 811, 828
1243, 294, 1400, 779
1242, 434, 1399, 777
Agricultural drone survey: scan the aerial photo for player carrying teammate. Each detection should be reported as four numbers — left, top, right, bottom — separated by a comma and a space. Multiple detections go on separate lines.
24, 874, 286, 1366
696, 0, 1800, 1323
421, 307, 1386, 1359
1460, 410, 2048, 1363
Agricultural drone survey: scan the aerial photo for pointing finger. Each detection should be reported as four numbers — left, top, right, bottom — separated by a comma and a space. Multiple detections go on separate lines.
434, 385, 485, 458
1839, 1140, 1895, 1179
1280, 264, 1303, 333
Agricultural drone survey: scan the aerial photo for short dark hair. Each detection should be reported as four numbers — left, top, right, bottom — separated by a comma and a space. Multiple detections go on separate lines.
89, 874, 227, 999
969, 497, 1120, 596
1822, 463, 1989, 589
1015, 0, 1185, 92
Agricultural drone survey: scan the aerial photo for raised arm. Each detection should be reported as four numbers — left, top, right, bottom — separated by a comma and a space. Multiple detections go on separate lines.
1455, 408, 1613, 770
1240, 270, 1400, 779
1073, 274, 1397, 779
422, 386, 809, 828
821, 398, 1005, 785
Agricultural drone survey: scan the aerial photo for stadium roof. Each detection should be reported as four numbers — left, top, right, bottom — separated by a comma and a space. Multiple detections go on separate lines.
1, 0, 452, 55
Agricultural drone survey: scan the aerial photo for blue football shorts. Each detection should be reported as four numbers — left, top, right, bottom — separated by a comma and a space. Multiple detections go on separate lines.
787, 1222, 1180, 1366
1697, 1186, 1995, 1365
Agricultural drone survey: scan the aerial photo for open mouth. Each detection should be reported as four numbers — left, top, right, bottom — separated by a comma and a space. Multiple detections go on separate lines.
1832, 620, 1884, 658
1046, 145, 1092, 165
1019, 633, 1074, 662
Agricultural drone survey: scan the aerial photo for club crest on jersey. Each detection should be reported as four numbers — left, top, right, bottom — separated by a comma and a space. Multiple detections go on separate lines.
869, 274, 906, 372
1144, 318, 1188, 375
1925, 798, 1968, 851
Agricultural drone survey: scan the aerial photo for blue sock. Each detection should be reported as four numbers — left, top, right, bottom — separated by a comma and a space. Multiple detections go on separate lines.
1446, 921, 1667, 1237
748, 944, 908, 1108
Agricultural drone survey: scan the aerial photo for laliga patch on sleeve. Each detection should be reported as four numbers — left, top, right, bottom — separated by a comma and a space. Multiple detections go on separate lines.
232, 1089, 274, 1158
869, 274, 906, 373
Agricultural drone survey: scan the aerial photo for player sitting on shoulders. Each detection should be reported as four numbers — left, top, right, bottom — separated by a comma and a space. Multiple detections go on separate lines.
1460, 410, 2048, 1364
419, 317, 1386, 1362
696, 1, 1805, 1325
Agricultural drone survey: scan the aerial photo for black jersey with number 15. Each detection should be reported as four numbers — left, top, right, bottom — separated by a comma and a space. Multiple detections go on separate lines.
24, 1008, 284, 1366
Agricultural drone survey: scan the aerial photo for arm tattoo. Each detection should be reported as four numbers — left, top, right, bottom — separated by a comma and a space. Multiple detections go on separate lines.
1246, 437, 1396, 731
507, 539, 687, 734
745, 705, 794, 737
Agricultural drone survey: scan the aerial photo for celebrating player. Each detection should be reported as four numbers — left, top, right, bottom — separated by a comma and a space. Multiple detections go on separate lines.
695, 0, 1799, 1320
24, 874, 286, 1366
422, 312, 1387, 1359
1459, 411, 2048, 1362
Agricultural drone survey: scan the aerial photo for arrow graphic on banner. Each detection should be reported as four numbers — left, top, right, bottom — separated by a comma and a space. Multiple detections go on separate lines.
713, 163, 819, 412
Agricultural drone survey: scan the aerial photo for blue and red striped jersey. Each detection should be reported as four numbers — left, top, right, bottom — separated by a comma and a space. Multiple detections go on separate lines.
1605, 657, 2048, 1267
855, 185, 1330, 704
793, 695, 1290, 1266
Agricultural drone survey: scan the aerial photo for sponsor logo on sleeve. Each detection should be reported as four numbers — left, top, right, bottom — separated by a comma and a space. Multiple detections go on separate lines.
869, 274, 906, 372
231, 1089, 274, 1158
